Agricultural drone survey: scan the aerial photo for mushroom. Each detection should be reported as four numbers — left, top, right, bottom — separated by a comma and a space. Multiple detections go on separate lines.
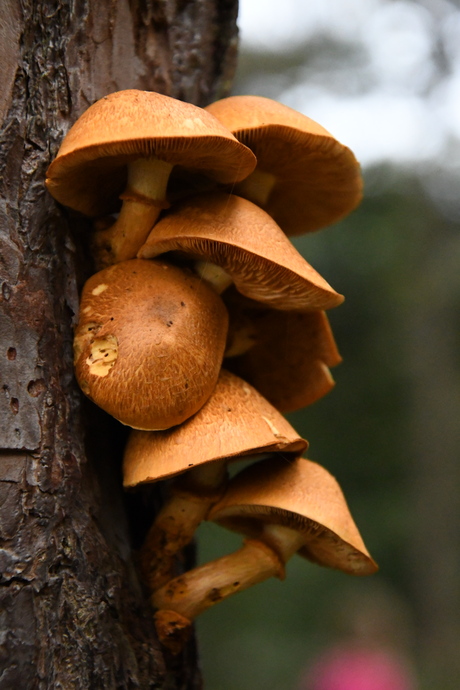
46, 90, 256, 266
123, 369, 307, 591
73, 258, 228, 430
137, 192, 344, 311
152, 456, 377, 652
205, 95, 362, 236
224, 289, 342, 412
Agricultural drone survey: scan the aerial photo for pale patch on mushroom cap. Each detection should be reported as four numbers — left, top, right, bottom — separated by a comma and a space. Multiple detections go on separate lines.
138, 192, 344, 311
85, 335, 119, 378
209, 456, 378, 576
122, 369, 307, 488
224, 289, 342, 412
205, 95, 363, 236
46, 90, 256, 217
74, 258, 228, 430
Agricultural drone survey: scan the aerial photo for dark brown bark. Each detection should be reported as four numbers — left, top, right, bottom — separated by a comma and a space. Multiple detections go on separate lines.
0, 1, 239, 688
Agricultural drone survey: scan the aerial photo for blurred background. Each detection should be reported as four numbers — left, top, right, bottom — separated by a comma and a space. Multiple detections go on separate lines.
195, 1, 460, 688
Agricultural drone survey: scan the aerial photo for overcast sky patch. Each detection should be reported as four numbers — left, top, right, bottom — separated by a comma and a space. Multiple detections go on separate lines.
238, 0, 459, 166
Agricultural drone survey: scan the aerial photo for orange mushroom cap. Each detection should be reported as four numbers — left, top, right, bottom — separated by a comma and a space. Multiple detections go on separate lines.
73, 259, 228, 430
224, 289, 342, 412
205, 95, 363, 236
46, 90, 256, 218
138, 192, 344, 311
209, 456, 378, 576
123, 369, 307, 488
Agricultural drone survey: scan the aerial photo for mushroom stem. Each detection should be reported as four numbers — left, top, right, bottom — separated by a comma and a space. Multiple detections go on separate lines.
151, 525, 305, 653
140, 461, 228, 591
152, 537, 285, 652
234, 169, 277, 207
93, 157, 173, 267
260, 523, 307, 562
152, 524, 304, 617
194, 260, 233, 294
224, 320, 258, 358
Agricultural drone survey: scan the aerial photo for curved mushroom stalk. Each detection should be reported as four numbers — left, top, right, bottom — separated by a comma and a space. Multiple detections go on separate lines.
138, 461, 228, 592
153, 526, 304, 624
151, 456, 378, 654
92, 157, 173, 267
45, 89, 256, 268
152, 537, 286, 654
123, 370, 307, 591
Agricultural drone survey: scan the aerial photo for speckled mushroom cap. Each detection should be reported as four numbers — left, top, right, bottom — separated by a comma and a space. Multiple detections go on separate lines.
224, 289, 342, 412
45, 90, 257, 217
137, 192, 344, 311
123, 369, 308, 488
205, 95, 363, 236
209, 456, 378, 575
73, 258, 228, 430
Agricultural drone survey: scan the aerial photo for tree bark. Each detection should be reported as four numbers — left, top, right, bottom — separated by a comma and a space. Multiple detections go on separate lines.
0, 1, 239, 687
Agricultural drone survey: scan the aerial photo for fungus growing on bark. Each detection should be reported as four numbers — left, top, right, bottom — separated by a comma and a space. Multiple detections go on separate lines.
137, 192, 344, 311
152, 456, 377, 652
123, 369, 307, 591
46, 90, 256, 266
205, 95, 362, 236
224, 289, 342, 412
73, 259, 228, 430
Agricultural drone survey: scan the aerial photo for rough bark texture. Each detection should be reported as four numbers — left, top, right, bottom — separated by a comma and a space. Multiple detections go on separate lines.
0, 1, 239, 687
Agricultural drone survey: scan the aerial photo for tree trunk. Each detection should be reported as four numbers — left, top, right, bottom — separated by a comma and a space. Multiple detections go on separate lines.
0, 1, 239, 687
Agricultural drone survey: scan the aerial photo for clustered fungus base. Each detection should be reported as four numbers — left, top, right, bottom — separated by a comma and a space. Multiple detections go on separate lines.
46, 90, 377, 660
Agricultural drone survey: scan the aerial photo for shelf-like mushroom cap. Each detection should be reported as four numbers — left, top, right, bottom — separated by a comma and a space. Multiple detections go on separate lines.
209, 456, 377, 575
123, 369, 307, 488
74, 259, 228, 430
46, 90, 256, 217
138, 192, 344, 311
224, 289, 342, 412
205, 95, 363, 236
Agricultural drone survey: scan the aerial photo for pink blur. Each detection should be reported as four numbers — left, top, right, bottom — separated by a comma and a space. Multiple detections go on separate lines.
302, 644, 418, 690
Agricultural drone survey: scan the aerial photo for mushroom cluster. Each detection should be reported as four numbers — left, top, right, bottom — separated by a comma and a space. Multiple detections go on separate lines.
47, 90, 377, 654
